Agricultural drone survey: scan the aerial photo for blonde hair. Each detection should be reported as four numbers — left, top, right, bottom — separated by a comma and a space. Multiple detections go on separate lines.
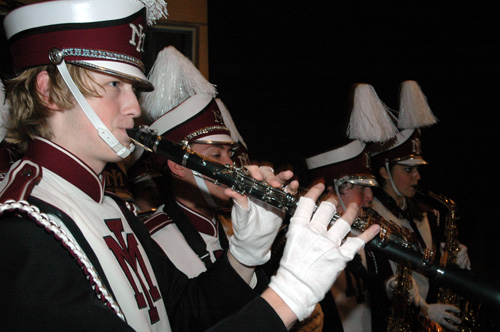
4, 64, 100, 152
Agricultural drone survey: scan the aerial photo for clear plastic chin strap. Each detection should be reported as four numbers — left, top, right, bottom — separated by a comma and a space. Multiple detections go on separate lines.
192, 170, 219, 208
334, 180, 348, 212
385, 160, 403, 197
53, 58, 134, 159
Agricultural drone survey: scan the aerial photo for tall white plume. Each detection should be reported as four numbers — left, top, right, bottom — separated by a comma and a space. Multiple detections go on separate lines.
398, 80, 438, 129
140, 46, 217, 121
347, 83, 398, 142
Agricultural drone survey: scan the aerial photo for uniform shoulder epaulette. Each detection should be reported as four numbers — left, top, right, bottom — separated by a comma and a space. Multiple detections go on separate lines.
143, 210, 173, 235
0, 159, 42, 203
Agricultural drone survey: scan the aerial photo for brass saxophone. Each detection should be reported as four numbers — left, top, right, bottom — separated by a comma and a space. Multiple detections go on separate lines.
425, 189, 482, 332
366, 209, 421, 332
387, 263, 421, 332
362, 208, 441, 332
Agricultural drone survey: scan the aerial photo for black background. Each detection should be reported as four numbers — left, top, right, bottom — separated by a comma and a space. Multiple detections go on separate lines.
206, 0, 500, 307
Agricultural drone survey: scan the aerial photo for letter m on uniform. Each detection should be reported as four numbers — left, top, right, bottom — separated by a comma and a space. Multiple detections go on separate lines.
104, 219, 162, 324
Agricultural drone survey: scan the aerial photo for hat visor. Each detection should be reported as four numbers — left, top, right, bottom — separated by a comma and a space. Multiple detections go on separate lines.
345, 175, 379, 187
72, 60, 153, 92
190, 134, 235, 145
396, 157, 428, 166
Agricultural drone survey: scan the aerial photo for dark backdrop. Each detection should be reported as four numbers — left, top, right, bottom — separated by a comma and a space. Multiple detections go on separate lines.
207, 0, 500, 314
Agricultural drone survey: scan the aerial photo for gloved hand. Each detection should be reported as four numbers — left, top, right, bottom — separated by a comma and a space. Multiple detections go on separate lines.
456, 243, 471, 270
229, 196, 285, 266
227, 166, 295, 266
385, 274, 422, 307
421, 301, 461, 331
267, 190, 380, 321
440, 242, 471, 270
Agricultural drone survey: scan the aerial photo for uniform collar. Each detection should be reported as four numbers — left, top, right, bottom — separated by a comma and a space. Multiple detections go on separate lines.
176, 200, 218, 237
25, 137, 105, 203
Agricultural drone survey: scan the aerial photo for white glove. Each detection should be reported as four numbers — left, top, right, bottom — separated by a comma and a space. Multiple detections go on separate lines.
456, 243, 471, 270
229, 196, 285, 266
440, 242, 471, 270
267, 196, 367, 321
385, 274, 422, 307
421, 301, 461, 331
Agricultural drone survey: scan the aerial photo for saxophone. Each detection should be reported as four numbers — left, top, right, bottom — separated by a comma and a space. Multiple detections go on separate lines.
424, 189, 482, 332
362, 208, 441, 332
387, 263, 421, 332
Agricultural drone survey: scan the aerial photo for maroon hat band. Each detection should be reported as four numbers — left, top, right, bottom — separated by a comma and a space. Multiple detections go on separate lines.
8, 9, 146, 73
152, 96, 233, 144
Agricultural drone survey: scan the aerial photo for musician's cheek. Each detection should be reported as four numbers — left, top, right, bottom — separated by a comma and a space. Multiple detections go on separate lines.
363, 187, 374, 207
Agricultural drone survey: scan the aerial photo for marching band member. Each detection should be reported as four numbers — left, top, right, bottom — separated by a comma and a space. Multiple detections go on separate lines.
369, 81, 468, 331
306, 139, 378, 332
305, 83, 396, 332
137, 46, 294, 277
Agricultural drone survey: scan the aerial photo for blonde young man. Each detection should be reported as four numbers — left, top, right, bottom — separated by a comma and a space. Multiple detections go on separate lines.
0, 1, 378, 331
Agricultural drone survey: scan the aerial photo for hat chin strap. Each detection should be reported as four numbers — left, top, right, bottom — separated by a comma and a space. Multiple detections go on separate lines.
385, 160, 403, 197
334, 180, 348, 212
55, 60, 134, 159
192, 170, 219, 208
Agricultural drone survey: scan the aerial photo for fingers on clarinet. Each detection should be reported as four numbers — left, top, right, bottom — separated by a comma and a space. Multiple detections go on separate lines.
327, 219, 351, 244
341, 202, 359, 225
285, 179, 300, 195
338, 237, 365, 258
259, 165, 275, 178
312, 201, 337, 227
293, 196, 317, 221
357, 224, 381, 243
303, 183, 325, 201
245, 165, 264, 181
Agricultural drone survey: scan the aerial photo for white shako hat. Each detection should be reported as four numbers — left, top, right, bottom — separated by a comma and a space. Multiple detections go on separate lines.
306, 83, 396, 189
3, 0, 167, 159
139, 46, 235, 208
3, 0, 168, 92
306, 140, 378, 189
140, 46, 233, 145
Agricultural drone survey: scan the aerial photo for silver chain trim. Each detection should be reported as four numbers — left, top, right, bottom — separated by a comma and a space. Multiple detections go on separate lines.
0, 200, 125, 321
62, 48, 144, 71
186, 125, 230, 141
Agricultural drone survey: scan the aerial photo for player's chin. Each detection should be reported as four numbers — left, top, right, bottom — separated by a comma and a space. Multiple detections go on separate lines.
406, 187, 417, 197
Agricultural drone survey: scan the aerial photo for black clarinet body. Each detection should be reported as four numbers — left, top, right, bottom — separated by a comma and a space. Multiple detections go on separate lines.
127, 126, 297, 212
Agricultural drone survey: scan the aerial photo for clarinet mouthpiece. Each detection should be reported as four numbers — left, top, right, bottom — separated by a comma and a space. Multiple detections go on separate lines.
126, 128, 139, 139
127, 126, 159, 152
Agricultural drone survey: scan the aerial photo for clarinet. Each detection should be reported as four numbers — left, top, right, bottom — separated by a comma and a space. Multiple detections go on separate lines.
127, 126, 396, 239
127, 126, 500, 310
127, 126, 298, 212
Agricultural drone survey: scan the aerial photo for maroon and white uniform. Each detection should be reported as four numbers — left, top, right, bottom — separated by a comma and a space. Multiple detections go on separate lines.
145, 201, 224, 278
0, 137, 170, 331
0, 137, 288, 332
